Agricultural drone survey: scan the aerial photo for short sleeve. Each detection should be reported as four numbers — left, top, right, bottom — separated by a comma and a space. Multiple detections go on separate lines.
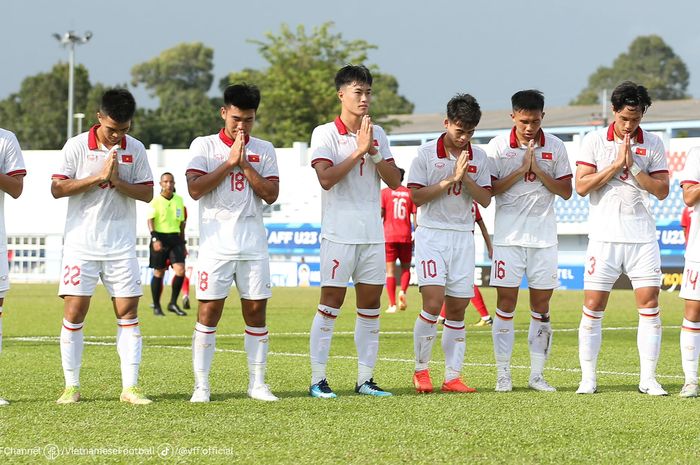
554, 142, 573, 180
648, 136, 669, 175
485, 138, 501, 180
680, 147, 700, 186
1, 131, 26, 176
187, 137, 210, 175
577, 132, 598, 168
261, 142, 280, 182
53, 138, 79, 180
407, 150, 427, 189
132, 143, 153, 185
310, 126, 336, 167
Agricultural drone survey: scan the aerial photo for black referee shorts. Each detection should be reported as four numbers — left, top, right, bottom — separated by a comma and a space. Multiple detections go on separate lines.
149, 233, 186, 269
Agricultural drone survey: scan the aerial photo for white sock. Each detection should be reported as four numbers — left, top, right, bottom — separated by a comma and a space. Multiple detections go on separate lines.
442, 319, 465, 382
244, 326, 269, 388
310, 305, 339, 385
116, 318, 142, 389
414, 310, 438, 371
528, 311, 552, 379
681, 319, 700, 384
492, 308, 514, 377
355, 308, 380, 386
192, 322, 216, 390
638, 307, 662, 382
579, 306, 604, 384
60, 319, 84, 387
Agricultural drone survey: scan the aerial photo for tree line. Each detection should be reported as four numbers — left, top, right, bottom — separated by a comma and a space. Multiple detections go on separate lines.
0, 26, 689, 150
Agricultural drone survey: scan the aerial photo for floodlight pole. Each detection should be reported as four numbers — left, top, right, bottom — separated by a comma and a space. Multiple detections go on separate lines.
53, 31, 92, 139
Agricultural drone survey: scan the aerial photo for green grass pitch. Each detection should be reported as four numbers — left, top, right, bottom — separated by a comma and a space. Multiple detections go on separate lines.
0, 284, 696, 464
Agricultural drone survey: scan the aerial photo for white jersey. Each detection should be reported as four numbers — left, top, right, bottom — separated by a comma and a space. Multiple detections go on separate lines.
407, 134, 491, 232
577, 124, 668, 243
310, 117, 394, 244
680, 146, 700, 262
187, 130, 279, 260
486, 129, 572, 247
53, 125, 153, 260
0, 129, 27, 252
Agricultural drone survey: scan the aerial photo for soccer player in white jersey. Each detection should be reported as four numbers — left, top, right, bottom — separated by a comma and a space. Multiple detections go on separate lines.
0, 129, 26, 406
186, 84, 280, 403
678, 146, 700, 398
308, 65, 401, 398
408, 94, 492, 394
575, 81, 669, 395
486, 90, 573, 393
51, 89, 154, 404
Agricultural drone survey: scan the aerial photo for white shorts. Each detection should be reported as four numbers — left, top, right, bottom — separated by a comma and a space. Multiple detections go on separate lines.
195, 257, 272, 300
680, 259, 700, 301
584, 240, 661, 292
490, 245, 559, 290
414, 228, 474, 299
58, 257, 142, 298
320, 240, 385, 287
0, 252, 9, 298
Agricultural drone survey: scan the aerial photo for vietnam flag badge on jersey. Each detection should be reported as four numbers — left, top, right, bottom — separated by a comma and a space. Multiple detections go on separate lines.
635, 147, 647, 156
541, 152, 553, 160
468, 165, 477, 173
248, 154, 260, 162
121, 154, 133, 164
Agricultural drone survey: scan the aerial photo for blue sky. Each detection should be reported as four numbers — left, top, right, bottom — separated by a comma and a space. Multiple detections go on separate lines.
4, 0, 699, 113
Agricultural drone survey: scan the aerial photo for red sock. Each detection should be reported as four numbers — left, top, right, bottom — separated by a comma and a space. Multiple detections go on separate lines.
472, 285, 489, 318
400, 269, 410, 292
439, 303, 446, 319
182, 275, 190, 296
386, 276, 397, 306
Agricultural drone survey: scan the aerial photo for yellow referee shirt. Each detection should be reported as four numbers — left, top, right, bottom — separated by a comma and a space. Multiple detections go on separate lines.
148, 193, 186, 233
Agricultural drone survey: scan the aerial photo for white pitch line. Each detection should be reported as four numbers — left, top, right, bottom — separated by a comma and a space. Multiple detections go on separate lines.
10, 336, 686, 381
6, 325, 683, 342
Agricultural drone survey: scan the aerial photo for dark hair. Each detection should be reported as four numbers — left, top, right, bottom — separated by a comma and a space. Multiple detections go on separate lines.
398, 167, 405, 183
446, 94, 481, 128
100, 88, 136, 123
611, 81, 652, 113
511, 90, 544, 112
335, 65, 373, 90
160, 172, 174, 180
223, 84, 261, 111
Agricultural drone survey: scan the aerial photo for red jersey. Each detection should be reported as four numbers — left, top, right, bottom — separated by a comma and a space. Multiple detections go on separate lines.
381, 186, 415, 243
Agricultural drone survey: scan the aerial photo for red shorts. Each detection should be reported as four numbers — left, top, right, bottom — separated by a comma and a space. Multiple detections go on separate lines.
385, 242, 412, 264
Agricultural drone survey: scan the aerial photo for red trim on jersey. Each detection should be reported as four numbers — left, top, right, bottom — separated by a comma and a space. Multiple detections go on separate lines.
556, 174, 574, 180
576, 161, 597, 168
681, 180, 699, 186
244, 329, 269, 336
437, 133, 472, 160
218, 128, 250, 147
443, 322, 465, 330
51, 174, 70, 180
419, 313, 438, 325
356, 311, 380, 319
649, 170, 669, 176
6, 169, 26, 177
87, 124, 127, 150
334, 116, 349, 135
63, 324, 84, 331
682, 325, 700, 332
317, 308, 338, 319
266, 176, 280, 181
509, 127, 545, 148
186, 168, 208, 176
607, 124, 644, 143
311, 158, 334, 167
138, 181, 155, 186
407, 182, 425, 189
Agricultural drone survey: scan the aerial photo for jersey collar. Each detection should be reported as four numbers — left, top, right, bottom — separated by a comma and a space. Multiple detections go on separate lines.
606, 123, 644, 143
509, 127, 545, 148
87, 124, 127, 150
437, 133, 472, 160
334, 116, 350, 135
219, 128, 250, 147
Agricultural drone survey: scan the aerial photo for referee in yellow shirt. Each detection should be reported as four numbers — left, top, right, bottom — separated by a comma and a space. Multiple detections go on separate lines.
148, 172, 187, 316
